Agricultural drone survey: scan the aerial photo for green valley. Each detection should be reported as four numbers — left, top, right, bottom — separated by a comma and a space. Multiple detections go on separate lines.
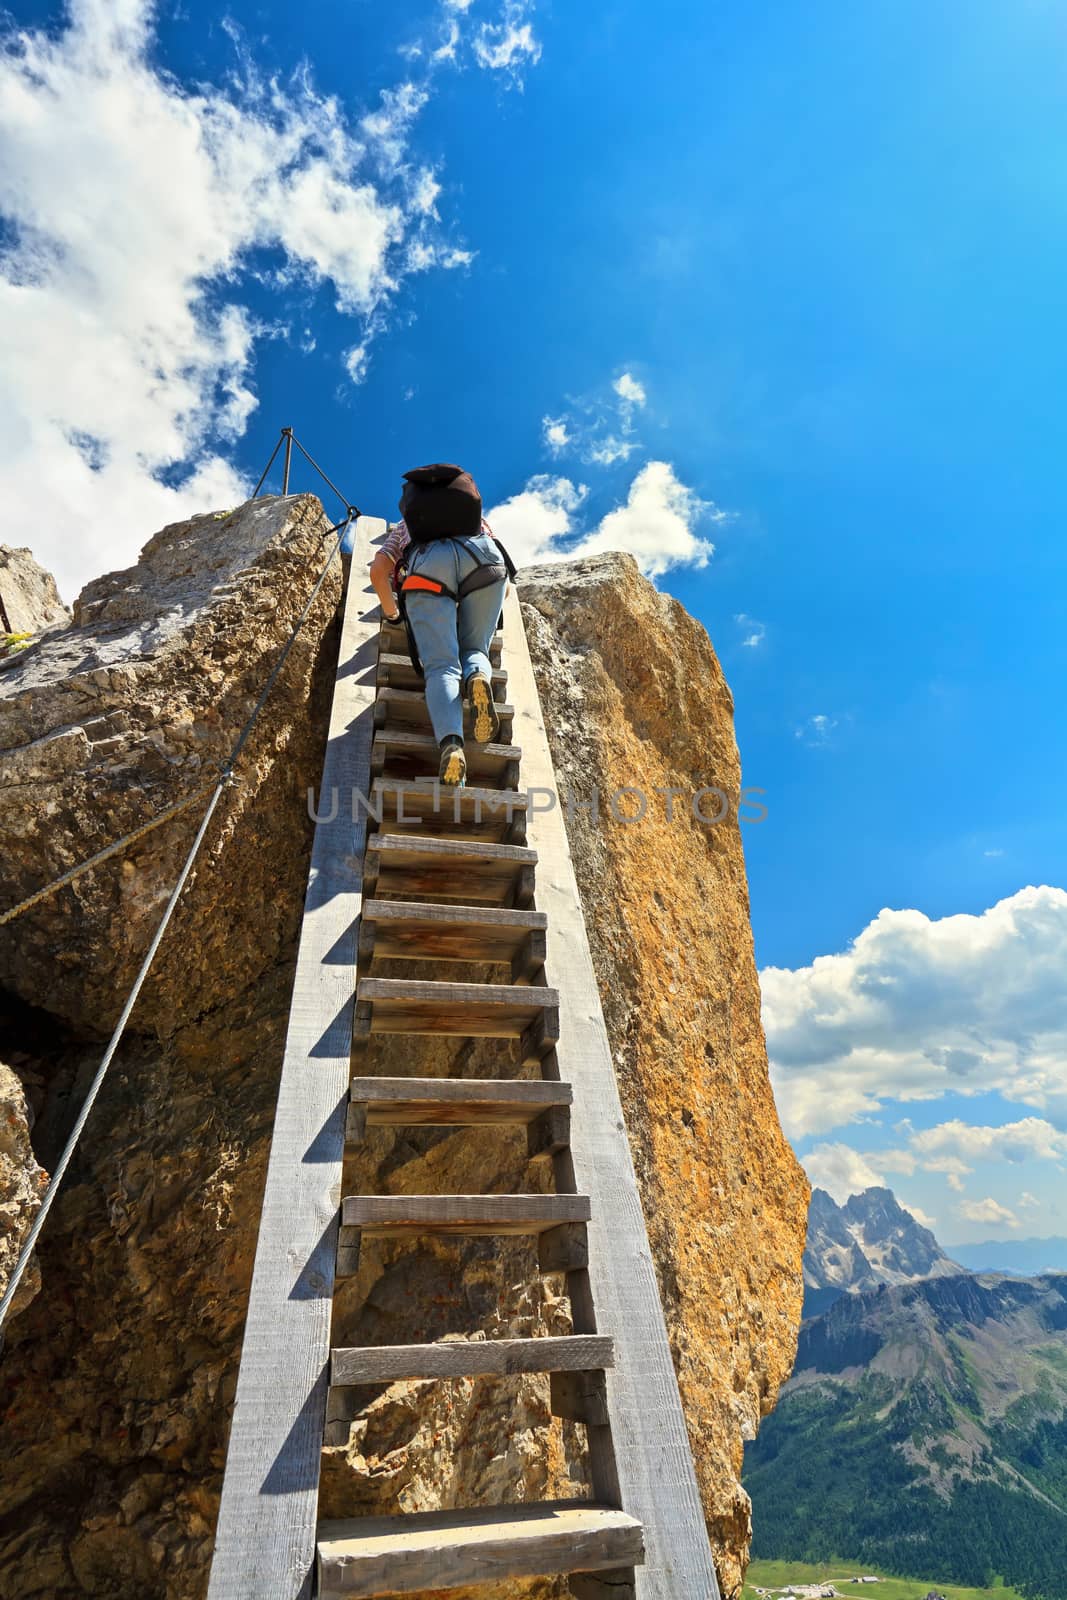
744, 1274, 1067, 1600
744, 1559, 1025, 1600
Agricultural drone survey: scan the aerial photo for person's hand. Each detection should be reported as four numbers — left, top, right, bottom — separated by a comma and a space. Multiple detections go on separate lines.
383, 606, 401, 624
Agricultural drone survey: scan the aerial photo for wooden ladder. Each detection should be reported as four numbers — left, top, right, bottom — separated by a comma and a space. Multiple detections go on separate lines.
207, 519, 720, 1600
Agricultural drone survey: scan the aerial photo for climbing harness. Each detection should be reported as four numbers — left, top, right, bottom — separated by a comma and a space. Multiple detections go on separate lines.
395, 534, 517, 677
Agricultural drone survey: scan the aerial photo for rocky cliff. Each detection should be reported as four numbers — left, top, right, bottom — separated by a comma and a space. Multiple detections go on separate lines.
0, 544, 70, 650
0, 505, 806, 1599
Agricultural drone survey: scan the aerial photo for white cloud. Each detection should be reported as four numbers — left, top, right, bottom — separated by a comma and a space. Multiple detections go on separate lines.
1020, 1191, 1040, 1208
568, 462, 715, 577
613, 371, 647, 409
959, 1197, 1020, 1229
488, 461, 716, 578
795, 713, 839, 746
803, 1142, 884, 1202
344, 344, 370, 384
735, 612, 766, 648
542, 369, 654, 466
406, 0, 540, 76
487, 475, 588, 566
542, 416, 572, 454
473, 4, 542, 75
0, 0, 479, 598
412, 169, 442, 215
763, 886, 1067, 1139
909, 1117, 1067, 1169
588, 436, 639, 465
803, 1143, 936, 1228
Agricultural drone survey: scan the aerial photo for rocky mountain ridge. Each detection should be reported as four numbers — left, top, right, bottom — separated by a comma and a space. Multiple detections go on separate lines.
0, 498, 808, 1599
803, 1186, 962, 1317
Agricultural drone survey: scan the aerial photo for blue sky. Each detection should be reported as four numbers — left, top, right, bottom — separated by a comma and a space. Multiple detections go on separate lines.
3, 0, 1066, 1244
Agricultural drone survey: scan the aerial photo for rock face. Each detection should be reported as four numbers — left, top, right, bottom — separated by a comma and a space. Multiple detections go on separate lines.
803, 1186, 962, 1318
0, 495, 340, 1037
0, 496, 344, 1593
0, 524, 806, 1600
0, 1061, 46, 1318
519, 554, 809, 1596
0, 545, 70, 637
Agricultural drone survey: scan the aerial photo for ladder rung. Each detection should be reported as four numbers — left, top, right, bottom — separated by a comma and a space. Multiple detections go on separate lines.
341, 1192, 589, 1237
365, 833, 536, 907
379, 620, 503, 666
317, 1500, 644, 1598
377, 652, 507, 698
372, 780, 527, 843
362, 898, 545, 964
375, 687, 515, 741
355, 978, 559, 1051
372, 728, 521, 784
348, 1075, 570, 1131
330, 1333, 612, 1386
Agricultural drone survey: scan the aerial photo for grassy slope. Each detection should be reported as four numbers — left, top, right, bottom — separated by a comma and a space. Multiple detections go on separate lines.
744, 1559, 1026, 1600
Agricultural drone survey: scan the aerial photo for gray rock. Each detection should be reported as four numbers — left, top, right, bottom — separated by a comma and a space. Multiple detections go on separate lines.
0, 545, 70, 638
0, 494, 342, 1036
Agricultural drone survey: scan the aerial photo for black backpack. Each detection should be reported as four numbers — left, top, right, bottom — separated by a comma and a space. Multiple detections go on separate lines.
400, 463, 482, 542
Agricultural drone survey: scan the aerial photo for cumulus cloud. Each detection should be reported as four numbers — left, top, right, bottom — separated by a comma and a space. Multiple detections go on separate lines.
0, 0, 486, 597
486, 475, 588, 566
910, 1117, 1067, 1169
488, 461, 718, 578
569, 462, 715, 576
802, 1142, 936, 1226
805, 1118, 1067, 1208
803, 1142, 885, 1201
763, 886, 1067, 1140
960, 1197, 1020, 1229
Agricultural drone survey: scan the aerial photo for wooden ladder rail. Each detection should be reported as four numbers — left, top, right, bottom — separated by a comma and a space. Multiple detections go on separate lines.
207, 517, 385, 1600
501, 582, 720, 1600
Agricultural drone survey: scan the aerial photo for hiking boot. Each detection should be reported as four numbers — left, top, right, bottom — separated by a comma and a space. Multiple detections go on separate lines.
438, 735, 467, 787
466, 673, 500, 744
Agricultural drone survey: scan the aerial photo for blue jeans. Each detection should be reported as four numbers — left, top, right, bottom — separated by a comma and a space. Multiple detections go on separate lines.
403, 535, 506, 743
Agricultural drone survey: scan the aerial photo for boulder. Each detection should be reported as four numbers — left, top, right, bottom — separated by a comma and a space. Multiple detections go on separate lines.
0, 545, 70, 639
0, 495, 342, 1037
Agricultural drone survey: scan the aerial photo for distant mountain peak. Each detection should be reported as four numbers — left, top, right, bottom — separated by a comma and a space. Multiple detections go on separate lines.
803, 1184, 961, 1316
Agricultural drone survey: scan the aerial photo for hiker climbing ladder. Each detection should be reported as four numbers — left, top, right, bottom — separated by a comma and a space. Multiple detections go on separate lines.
207, 516, 719, 1600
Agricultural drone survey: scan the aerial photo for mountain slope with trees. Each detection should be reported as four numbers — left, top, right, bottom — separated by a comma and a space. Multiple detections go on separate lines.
745, 1272, 1067, 1599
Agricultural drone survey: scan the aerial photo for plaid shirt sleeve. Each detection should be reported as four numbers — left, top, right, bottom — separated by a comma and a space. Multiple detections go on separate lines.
380, 518, 495, 562
379, 520, 411, 566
